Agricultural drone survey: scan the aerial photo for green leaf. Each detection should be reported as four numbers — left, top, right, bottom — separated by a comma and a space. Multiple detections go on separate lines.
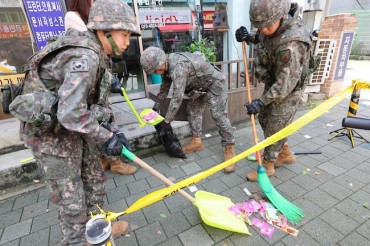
363, 202, 369, 209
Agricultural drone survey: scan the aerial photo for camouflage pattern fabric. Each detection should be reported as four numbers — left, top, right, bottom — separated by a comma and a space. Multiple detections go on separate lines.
87, 0, 141, 36
252, 4, 312, 162
20, 29, 113, 245
249, 0, 290, 28
140, 47, 167, 74
154, 52, 235, 146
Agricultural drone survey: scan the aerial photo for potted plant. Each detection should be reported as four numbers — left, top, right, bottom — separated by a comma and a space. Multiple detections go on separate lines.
182, 38, 217, 62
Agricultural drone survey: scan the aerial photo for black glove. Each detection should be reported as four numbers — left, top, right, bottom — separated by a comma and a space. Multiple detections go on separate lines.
152, 107, 159, 113
110, 76, 122, 93
102, 131, 130, 156
235, 26, 253, 44
160, 121, 172, 131
244, 99, 264, 115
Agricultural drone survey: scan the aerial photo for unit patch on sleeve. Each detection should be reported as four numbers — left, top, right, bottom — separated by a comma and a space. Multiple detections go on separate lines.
70, 59, 89, 72
278, 49, 291, 63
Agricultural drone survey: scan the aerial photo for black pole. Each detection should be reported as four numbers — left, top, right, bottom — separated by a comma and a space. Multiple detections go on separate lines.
199, 0, 204, 38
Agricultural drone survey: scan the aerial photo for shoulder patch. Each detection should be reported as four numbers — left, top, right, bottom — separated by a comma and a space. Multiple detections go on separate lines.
279, 49, 291, 63
70, 59, 89, 72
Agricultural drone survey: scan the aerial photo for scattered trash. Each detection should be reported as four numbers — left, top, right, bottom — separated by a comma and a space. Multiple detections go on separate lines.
205, 134, 212, 138
157, 231, 163, 235
314, 171, 321, 176
349, 183, 353, 187
160, 213, 167, 218
303, 135, 311, 139
188, 186, 198, 192
302, 168, 311, 175
228, 199, 299, 238
33, 180, 40, 183
363, 202, 369, 209
326, 124, 334, 127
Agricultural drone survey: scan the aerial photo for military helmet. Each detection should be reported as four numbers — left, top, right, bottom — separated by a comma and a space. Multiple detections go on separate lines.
140, 47, 166, 74
249, 0, 290, 29
87, 0, 141, 36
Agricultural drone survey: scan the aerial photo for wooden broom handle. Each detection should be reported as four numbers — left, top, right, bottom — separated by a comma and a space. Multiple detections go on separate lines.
242, 41, 262, 165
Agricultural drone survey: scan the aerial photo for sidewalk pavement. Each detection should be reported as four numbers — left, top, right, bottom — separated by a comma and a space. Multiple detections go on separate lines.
0, 60, 370, 245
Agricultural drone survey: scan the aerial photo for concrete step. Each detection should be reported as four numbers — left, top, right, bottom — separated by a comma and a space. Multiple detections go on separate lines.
0, 98, 191, 191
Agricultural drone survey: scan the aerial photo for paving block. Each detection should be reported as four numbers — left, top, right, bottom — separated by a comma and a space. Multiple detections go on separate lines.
21, 200, 48, 221
320, 208, 358, 235
201, 179, 229, 194
106, 185, 130, 204
0, 219, 32, 245
135, 221, 167, 246
335, 198, 370, 223
282, 230, 320, 246
304, 188, 339, 210
160, 211, 191, 238
49, 224, 62, 246
202, 223, 233, 243
291, 173, 321, 191
157, 236, 182, 246
13, 192, 39, 211
163, 193, 191, 214
19, 227, 49, 246
0, 199, 14, 215
303, 218, 344, 245
127, 179, 150, 195
123, 210, 148, 232
218, 173, 245, 188
294, 197, 324, 225
356, 220, 370, 240
228, 227, 268, 246
0, 209, 22, 229
339, 232, 370, 246
142, 201, 170, 224
181, 206, 202, 226
318, 162, 347, 176
320, 181, 352, 200
179, 225, 214, 246
31, 210, 58, 233
180, 162, 202, 175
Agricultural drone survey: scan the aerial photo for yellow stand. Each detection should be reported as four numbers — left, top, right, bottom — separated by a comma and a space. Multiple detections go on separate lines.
329, 80, 370, 147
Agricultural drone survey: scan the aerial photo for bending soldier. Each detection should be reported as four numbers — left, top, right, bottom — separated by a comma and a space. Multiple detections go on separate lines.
140, 47, 236, 173
236, 0, 313, 181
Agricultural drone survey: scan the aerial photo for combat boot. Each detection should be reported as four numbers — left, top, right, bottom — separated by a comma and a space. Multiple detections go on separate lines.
100, 156, 110, 171
224, 144, 236, 173
182, 136, 204, 154
112, 220, 129, 236
274, 143, 296, 168
110, 158, 137, 175
246, 160, 275, 182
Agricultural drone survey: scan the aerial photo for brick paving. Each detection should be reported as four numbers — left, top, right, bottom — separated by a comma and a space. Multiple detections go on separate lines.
1, 99, 370, 246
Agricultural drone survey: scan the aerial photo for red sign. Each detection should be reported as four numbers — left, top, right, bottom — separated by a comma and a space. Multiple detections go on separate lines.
0, 23, 30, 38
203, 11, 215, 24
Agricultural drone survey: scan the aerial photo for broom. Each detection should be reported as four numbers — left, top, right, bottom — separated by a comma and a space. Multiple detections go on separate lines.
241, 41, 303, 224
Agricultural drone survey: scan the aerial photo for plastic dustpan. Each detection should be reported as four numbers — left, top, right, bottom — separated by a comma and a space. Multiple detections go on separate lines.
121, 88, 163, 127
194, 190, 251, 234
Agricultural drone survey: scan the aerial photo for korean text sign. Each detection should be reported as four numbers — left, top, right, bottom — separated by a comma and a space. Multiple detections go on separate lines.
23, 0, 65, 50
333, 31, 355, 81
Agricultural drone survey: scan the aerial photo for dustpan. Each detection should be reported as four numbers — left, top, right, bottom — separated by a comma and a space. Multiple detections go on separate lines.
120, 147, 250, 234
121, 88, 163, 127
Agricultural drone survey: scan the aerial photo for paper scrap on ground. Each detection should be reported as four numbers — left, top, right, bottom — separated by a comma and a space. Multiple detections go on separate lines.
188, 186, 198, 192
304, 135, 311, 139
205, 134, 212, 138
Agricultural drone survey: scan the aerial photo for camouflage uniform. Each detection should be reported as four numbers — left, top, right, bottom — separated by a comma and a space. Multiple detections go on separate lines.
253, 3, 312, 162
153, 52, 235, 146
14, 0, 141, 244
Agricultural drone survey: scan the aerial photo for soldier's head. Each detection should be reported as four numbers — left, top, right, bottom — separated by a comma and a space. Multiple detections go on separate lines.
87, 0, 141, 54
140, 47, 167, 75
249, 0, 290, 36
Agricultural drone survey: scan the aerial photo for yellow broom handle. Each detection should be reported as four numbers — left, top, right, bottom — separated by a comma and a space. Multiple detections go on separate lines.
121, 88, 146, 127
242, 41, 262, 165
133, 156, 196, 203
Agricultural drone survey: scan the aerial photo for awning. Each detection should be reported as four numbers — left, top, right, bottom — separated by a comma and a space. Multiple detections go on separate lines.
158, 24, 194, 33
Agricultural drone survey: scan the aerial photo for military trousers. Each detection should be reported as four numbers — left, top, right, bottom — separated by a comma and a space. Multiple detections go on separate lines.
258, 93, 302, 162
186, 88, 235, 146
33, 138, 106, 246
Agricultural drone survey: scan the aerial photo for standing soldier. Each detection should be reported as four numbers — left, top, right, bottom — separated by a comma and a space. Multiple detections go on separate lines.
140, 47, 236, 172
235, 0, 313, 181
12, 0, 141, 245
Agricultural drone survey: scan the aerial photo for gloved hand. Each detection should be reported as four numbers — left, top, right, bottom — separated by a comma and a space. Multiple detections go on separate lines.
244, 99, 264, 115
102, 131, 130, 156
152, 107, 159, 113
160, 121, 172, 131
235, 26, 253, 44
110, 76, 122, 93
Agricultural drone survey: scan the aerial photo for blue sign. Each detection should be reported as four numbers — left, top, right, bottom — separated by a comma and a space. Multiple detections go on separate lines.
333, 31, 355, 81
23, 0, 66, 50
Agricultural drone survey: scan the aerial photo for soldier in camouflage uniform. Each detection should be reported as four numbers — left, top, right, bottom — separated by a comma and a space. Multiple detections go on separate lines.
16, 0, 141, 245
235, 0, 313, 182
140, 47, 236, 173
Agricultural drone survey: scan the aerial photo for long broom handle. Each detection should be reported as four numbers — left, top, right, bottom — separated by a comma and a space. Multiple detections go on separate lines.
132, 156, 196, 203
242, 41, 263, 165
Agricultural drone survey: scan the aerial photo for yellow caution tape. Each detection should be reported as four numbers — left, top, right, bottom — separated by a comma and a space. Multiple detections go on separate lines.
146, 85, 356, 196
0, 73, 25, 87
20, 157, 35, 164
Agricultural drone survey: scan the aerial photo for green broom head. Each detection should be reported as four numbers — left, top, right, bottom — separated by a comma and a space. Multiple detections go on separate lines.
257, 165, 304, 224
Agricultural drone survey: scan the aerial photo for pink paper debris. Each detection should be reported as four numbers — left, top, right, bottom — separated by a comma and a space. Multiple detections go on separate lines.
260, 223, 275, 238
